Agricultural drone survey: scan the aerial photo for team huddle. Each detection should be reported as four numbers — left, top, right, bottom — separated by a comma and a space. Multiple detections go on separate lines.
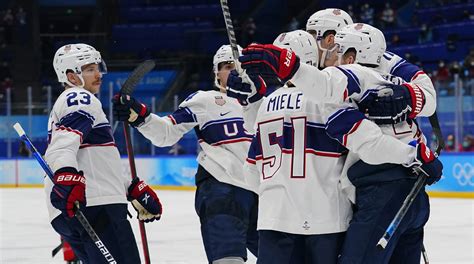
45, 7, 443, 264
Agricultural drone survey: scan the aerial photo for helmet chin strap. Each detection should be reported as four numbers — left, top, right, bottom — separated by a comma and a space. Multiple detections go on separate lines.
65, 73, 85, 88
317, 40, 329, 69
214, 75, 226, 93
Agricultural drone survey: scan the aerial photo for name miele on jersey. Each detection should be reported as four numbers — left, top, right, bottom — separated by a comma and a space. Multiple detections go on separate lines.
245, 86, 351, 235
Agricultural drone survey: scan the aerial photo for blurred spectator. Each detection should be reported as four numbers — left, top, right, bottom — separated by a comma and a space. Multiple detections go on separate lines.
429, 133, 439, 151
463, 47, 474, 69
449, 61, 461, 75
18, 141, 29, 157
418, 24, 432, 44
463, 48, 474, 95
445, 134, 461, 152
389, 34, 401, 46
462, 10, 471, 21
380, 3, 395, 29
169, 143, 186, 155
0, 61, 11, 80
16, 7, 26, 25
15, 7, 28, 43
461, 135, 474, 151
446, 34, 458, 51
241, 17, 256, 47
360, 3, 374, 25
1, 77, 12, 91
434, 60, 450, 94
346, 5, 357, 21
3, 9, 14, 44
287, 17, 299, 31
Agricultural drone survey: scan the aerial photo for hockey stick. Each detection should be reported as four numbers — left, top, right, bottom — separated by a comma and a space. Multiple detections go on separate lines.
377, 112, 444, 259
51, 240, 63, 258
119, 60, 156, 264
220, 0, 241, 72
121, 60, 156, 95
13, 123, 117, 264
428, 112, 445, 155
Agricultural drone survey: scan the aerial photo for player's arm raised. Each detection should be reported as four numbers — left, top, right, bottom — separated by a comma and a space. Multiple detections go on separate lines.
112, 92, 203, 147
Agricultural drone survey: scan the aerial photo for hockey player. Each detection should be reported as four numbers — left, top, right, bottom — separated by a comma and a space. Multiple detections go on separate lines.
112, 45, 259, 264
236, 24, 443, 264
306, 8, 353, 69
330, 23, 438, 264
237, 30, 351, 264
306, 8, 436, 124
46, 43, 162, 263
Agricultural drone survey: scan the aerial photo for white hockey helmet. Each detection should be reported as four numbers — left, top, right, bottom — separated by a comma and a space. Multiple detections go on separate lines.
53, 43, 106, 87
306, 8, 353, 40
335, 23, 387, 66
213, 44, 242, 73
273, 30, 319, 67
213, 44, 242, 88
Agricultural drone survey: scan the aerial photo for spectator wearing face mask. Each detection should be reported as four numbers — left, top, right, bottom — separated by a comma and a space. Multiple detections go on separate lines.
461, 135, 474, 152
445, 134, 462, 152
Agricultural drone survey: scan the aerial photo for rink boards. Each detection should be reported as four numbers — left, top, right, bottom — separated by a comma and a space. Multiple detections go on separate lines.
0, 153, 472, 198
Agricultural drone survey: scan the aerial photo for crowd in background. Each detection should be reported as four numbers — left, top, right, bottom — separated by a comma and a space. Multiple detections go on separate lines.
0, 7, 27, 105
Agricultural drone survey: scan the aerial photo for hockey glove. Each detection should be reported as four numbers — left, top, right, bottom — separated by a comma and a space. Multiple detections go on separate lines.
112, 94, 150, 127
366, 84, 425, 125
50, 167, 86, 218
128, 177, 162, 222
239, 44, 300, 85
226, 70, 267, 105
406, 142, 443, 185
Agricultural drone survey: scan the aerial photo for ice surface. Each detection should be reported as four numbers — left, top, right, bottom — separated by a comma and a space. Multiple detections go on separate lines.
0, 188, 472, 263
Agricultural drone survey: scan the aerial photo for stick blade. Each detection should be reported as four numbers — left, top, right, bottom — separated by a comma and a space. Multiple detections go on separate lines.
13, 122, 25, 137
120, 60, 156, 95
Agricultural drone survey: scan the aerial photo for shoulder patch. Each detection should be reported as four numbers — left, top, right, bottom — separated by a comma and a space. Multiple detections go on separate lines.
214, 96, 226, 106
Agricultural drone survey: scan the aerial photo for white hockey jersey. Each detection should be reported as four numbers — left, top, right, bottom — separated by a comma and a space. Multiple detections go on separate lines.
244, 86, 352, 235
45, 87, 129, 222
137, 90, 256, 193
291, 63, 426, 201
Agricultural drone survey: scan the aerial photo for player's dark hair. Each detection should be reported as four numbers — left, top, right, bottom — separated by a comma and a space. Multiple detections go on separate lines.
62, 69, 74, 87
218, 61, 235, 71
322, 30, 337, 38
343, 48, 357, 61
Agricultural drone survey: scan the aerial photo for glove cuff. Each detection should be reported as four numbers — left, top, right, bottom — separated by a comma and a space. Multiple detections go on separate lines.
128, 177, 146, 200
417, 143, 435, 163
403, 83, 425, 119
281, 52, 300, 83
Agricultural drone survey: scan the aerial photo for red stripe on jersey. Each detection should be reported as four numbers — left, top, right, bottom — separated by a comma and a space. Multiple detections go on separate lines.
342, 120, 363, 146
56, 126, 83, 142
79, 142, 116, 149
270, 148, 343, 158
168, 115, 177, 125
410, 71, 425, 81
246, 158, 256, 164
305, 149, 343, 157
210, 137, 253, 146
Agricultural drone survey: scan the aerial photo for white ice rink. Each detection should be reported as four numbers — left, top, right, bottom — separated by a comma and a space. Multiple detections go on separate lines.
0, 188, 472, 264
